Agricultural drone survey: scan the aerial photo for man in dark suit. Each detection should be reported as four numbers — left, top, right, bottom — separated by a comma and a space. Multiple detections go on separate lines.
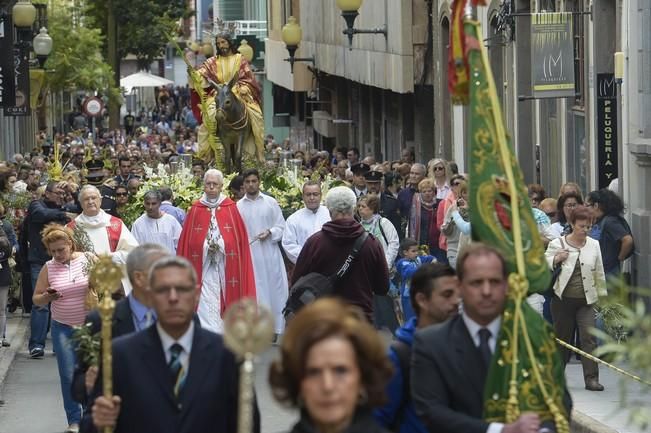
90, 256, 259, 433
73, 244, 169, 404
411, 243, 570, 433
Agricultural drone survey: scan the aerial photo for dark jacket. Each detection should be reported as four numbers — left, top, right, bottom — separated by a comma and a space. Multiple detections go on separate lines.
411, 315, 572, 433
374, 317, 427, 433
397, 187, 416, 223
26, 199, 68, 264
291, 218, 389, 322
0, 223, 13, 287
380, 192, 402, 239
83, 325, 259, 433
72, 298, 136, 405
290, 410, 389, 433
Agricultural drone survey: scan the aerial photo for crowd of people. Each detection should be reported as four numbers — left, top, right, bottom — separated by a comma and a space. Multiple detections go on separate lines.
0, 110, 635, 433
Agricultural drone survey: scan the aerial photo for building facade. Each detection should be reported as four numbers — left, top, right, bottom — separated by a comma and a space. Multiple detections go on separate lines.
265, 0, 435, 160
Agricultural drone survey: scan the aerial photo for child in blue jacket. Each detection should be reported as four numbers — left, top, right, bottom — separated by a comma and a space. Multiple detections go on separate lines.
395, 238, 435, 321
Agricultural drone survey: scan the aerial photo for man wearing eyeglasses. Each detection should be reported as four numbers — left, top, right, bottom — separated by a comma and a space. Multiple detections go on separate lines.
89, 256, 260, 433
23, 181, 77, 358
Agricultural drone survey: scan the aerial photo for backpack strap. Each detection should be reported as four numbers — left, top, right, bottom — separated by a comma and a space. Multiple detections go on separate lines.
377, 218, 389, 245
331, 231, 369, 281
390, 339, 412, 430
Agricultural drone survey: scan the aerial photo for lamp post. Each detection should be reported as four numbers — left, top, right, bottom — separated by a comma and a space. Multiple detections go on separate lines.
33, 27, 53, 68
336, 0, 387, 50
281, 16, 315, 74
12, 0, 36, 45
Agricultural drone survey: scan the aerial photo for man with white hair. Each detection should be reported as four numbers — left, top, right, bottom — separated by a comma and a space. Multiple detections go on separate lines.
68, 184, 139, 294
291, 186, 389, 322
177, 169, 256, 333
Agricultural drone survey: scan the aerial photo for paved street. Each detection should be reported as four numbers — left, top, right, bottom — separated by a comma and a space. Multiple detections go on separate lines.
1, 313, 650, 433
0, 315, 297, 433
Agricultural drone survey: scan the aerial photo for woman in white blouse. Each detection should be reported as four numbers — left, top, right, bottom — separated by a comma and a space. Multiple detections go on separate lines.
545, 205, 607, 391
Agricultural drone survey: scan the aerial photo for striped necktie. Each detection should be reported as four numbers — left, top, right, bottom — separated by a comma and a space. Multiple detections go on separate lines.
168, 343, 186, 398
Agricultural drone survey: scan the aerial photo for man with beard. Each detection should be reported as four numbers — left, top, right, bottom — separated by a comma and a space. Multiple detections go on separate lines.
188, 21, 264, 164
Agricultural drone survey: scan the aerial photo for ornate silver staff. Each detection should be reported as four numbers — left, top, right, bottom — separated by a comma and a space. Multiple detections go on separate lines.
223, 299, 274, 433
90, 255, 123, 433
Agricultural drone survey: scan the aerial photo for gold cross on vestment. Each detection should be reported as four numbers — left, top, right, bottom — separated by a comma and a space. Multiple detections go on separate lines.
228, 278, 238, 287
223, 224, 233, 232
226, 250, 237, 259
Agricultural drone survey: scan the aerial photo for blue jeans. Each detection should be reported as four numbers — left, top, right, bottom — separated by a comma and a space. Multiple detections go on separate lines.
51, 320, 82, 425
28, 263, 50, 351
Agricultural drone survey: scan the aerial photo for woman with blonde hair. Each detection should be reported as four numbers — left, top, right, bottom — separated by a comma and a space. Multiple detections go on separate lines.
269, 298, 393, 433
426, 158, 451, 200
33, 223, 95, 433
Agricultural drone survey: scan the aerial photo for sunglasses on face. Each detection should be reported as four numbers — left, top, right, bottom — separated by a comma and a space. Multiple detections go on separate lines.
546, 211, 557, 218
116, 192, 128, 197
433, 166, 445, 171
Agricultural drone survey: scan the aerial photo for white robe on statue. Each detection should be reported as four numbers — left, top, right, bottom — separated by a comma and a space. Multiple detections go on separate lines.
72, 210, 139, 295
131, 213, 182, 254
237, 193, 288, 333
196, 203, 226, 334
281, 206, 331, 264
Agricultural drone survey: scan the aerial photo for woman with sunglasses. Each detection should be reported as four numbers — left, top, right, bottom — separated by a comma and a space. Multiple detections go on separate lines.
114, 185, 130, 218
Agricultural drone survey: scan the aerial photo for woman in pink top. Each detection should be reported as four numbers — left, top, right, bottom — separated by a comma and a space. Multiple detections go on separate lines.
33, 224, 93, 433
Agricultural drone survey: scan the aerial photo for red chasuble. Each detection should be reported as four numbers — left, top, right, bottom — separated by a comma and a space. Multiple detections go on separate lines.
177, 197, 256, 314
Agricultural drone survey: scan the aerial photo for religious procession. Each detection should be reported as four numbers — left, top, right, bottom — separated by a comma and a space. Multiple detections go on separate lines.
0, 0, 649, 433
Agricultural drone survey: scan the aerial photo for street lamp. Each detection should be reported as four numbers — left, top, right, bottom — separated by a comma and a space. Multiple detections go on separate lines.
238, 39, 254, 63
12, 0, 37, 44
281, 16, 315, 74
336, 0, 387, 50
32, 27, 53, 68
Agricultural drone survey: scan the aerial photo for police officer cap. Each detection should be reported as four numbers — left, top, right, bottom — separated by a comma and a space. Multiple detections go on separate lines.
351, 162, 370, 175
363, 170, 383, 182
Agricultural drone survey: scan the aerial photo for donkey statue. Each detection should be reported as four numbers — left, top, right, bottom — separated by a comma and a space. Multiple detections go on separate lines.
208, 74, 251, 173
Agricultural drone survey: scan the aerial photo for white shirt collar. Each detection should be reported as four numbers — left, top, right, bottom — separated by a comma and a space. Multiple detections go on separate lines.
461, 311, 502, 353
157, 320, 194, 361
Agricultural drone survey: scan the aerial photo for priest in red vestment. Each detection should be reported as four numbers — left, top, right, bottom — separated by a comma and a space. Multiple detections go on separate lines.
177, 169, 256, 333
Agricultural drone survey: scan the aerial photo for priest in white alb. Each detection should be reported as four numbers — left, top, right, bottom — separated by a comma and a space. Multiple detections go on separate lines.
237, 168, 288, 336
68, 185, 139, 294
130, 190, 182, 253
282, 180, 331, 264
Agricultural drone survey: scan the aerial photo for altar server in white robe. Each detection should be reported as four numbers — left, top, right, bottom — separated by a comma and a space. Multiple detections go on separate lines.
130, 190, 182, 253
236, 168, 288, 335
68, 185, 139, 294
282, 181, 331, 264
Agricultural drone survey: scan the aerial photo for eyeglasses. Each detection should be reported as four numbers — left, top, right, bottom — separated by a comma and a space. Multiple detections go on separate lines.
433, 166, 445, 171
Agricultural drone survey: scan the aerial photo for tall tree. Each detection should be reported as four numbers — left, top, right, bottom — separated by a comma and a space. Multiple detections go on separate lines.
85, 0, 188, 128
44, 0, 120, 102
